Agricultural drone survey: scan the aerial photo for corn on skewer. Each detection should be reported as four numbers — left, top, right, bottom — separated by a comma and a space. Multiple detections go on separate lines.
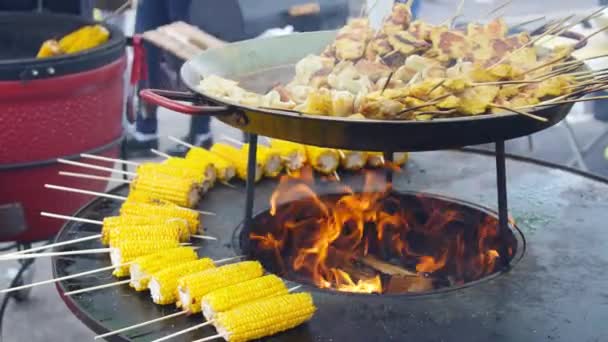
168, 136, 237, 182
241, 143, 283, 178
44, 184, 215, 216
177, 261, 264, 314
63, 279, 131, 296
129, 247, 198, 291
110, 239, 183, 277
269, 139, 307, 172
367, 152, 409, 167
339, 150, 368, 171
211, 143, 263, 182
305, 146, 340, 175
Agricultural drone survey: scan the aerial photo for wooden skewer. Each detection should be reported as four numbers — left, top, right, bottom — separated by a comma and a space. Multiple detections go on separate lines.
0, 248, 111, 261
332, 170, 341, 182
526, 94, 608, 108
440, 0, 465, 28
151, 321, 214, 342
380, 71, 394, 95
554, 53, 608, 69
1, 262, 133, 294
2, 234, 101, 256
191, 334, 223, 342
94, 310, 189, 340
59, 171, 131, 184
151, 149, 171, 159
485, 0, 512, 17
489, 104, 548, 122
579, 22, 608, 44
80, 153, 140, 166
168, 135, 195, 148
220, 135, 244, 147
63, 279, 131, 296
538, 7, 608, 46
44, 184, 216, 216
57, 158, 136, 177
41, 212, 218, 241
511, 16, 546, 30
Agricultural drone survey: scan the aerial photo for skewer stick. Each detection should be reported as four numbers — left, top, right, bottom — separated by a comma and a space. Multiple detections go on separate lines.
59, 171, 131, 184
168, 135, 195, 149
192, 334, 223, 342
579, 22, 608, 44
220, 135, 244, 147
63, 279, 131, 296
0, 248, 111, 261
511, 16, 546, 30
332, 171, 341, 182
57, 158, 136, 177
538, 7, 608, 46
489, 104, 548, 122
554, 53, 608, 69
151, 149, 171, 159
485, 0, 512, 17
44, 184, 216, 216
2, 234, 102, 256
94, 310, 189, 340
440, 0, 465, 28
380, 72, 394, 95
151, 321, 214, 342
523, 95, 608, 108
1, 262, 133, 294
80, 153, 140, 166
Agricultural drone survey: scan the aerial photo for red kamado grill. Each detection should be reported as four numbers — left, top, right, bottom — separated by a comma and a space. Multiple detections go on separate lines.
49, 29, 608, 341
0, 12, 126, 242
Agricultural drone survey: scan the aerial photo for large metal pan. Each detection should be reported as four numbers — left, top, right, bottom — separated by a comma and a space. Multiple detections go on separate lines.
140, 30, 583, 152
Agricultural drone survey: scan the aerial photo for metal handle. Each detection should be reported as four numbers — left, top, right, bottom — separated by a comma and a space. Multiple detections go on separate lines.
139, 89, 230, 116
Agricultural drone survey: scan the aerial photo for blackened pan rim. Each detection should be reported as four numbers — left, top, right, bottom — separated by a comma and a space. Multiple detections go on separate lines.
237, 190, 526, 299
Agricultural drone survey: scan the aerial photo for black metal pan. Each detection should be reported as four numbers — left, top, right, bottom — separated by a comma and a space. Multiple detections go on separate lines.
140, 30, 584, 152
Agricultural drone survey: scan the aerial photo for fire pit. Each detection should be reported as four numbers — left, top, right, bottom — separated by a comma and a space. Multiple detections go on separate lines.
243, 169, 521, 295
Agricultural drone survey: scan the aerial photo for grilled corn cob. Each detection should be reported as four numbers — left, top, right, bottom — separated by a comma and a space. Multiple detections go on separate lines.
163, 156, 217, 184
102, 215, 193, 238
242, 144, 282, 178
36, 39, 62, 58
137, 163, 212, 192
393, 152, 409, 166
339, 150, 368, 171
211, 143, 263, 182
103, 221, 188, 246
186, 147, 236, 182
59, 25, 110, 54
177, 261, 264, 313
119, 200, 200, 234
368, 152, 409, 167
214, 293, 316, 342
129, 247, 198, 291
201, 275, 287, 320
305, 146, 339, 174
130, 175, 200, 209
110, 239, 181, 277
269, 139, 307, 171
148, 258, 216, 305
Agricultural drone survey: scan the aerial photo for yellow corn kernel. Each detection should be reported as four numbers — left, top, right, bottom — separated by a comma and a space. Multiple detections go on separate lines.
102, 215, 192, 241
186, 147, 236, 182
339, 150, 368, 171
177, 261, 263, 313
211, 143, 263, 182
103, 221, 187, 246
393, 152, 409, 166
110, 239, 180, 277
60, 25, 109, 54
214, 293, 316, 342
119, 200, 200, 234
270, 139, 307, 171
137, 163, 209, 189
130, 173, 200, 208
368, 152, 408, 167
242, 144, 282, 178
201, 275, 287, 319
163, 156, 217, 184
148, 258, 216, 305
305, 146, 339, 174
36, 39, 62, 58
129, 247, 198, 291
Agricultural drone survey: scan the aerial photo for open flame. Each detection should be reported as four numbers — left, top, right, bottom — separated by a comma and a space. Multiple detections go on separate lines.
249, 167, 515, 294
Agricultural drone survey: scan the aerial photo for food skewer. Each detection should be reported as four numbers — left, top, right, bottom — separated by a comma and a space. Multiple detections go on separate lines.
2, 234, 102, 256
0, 248, 112, 261
167, 136, 237, 183
63, 279, 131, 296
43, 184, 216, 216
59, 171, 130, 183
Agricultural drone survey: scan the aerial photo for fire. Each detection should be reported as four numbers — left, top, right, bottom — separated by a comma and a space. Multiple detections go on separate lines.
250, 167, 515, 294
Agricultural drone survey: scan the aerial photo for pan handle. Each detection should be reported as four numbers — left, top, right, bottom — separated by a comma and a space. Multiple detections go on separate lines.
139, 89, 230, 116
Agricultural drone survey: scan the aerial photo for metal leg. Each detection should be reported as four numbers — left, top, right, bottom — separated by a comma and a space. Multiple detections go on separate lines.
120, 138, 129, 181
383, 151, 393, 186
563, 120, 589, 172
495, 141, 510, 268
244, 134, 258, 231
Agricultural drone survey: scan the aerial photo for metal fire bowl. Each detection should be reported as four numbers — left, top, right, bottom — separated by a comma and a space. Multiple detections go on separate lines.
53, 150, 608, 342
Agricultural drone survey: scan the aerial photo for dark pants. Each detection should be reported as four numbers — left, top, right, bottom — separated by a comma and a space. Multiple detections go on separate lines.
134, 0, 210, 139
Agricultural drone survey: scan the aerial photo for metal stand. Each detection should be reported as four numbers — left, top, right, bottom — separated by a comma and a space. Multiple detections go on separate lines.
495, 141, 511, 268
383, 151, 394, 186
244, 134, 258, 230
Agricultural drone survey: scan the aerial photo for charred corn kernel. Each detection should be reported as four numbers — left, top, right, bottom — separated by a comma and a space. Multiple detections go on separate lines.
393, 152, 409, 166
130, 173, 200, 208
201, 275, 287, 319
60, 25, 109, 54
36, 39, 62, 58
119, 200, 200, 234
104, 221, 188, 246
242, 144, 282, 178
339, 150, 368, 171
163, 156, 217, 184
214, 293, 316, 342
305, 146, 339, 174
211, 143, 263, 182
129, 247, 198, 291
148, 258, 216, 305
186, 147, 236, 182
177, 261, 263, 313
110, 239, 180, 277
137, 163, 210, 190
270, 139, 307, 171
